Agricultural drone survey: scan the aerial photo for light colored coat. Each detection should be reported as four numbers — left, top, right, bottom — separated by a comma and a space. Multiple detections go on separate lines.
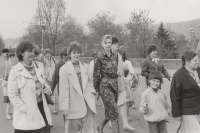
59, 60, 96, 119
8, 62, 52, 130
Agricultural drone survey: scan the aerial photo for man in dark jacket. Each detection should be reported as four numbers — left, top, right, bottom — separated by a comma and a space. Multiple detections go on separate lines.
170, 51, 200, 132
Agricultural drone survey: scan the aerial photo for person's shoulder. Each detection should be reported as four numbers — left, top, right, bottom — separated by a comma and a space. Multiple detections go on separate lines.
96, 51, 104, 59
142, 88, 151, 96
173, 67, 183, 77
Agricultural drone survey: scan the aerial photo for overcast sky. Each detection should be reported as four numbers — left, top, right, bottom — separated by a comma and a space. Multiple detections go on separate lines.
0, 0, 200, 39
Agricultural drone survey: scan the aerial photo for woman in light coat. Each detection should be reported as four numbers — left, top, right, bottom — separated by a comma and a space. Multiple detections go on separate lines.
8, 41, 52, 133
59, 42, 96, 133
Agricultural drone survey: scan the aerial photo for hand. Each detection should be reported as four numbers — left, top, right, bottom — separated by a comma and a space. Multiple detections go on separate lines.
62, 110, 69, 116
43, 85, 52, 95
174, 116, 182, 121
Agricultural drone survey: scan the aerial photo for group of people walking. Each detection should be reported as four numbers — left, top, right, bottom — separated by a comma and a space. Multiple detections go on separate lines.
2, 34, 200, 133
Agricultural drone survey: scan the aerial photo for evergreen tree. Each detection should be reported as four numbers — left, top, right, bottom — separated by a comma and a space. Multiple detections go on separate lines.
154, 22, 176, 58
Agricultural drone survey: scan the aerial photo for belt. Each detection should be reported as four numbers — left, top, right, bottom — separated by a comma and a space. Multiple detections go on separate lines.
102, 74, 118, 79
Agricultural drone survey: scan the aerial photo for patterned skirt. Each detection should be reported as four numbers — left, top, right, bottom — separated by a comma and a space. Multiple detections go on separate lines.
100, 78, 119, 121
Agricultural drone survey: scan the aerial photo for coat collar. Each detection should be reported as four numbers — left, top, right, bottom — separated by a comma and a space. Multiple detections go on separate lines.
14, 62, 44, 81
181, 65, 200, 91
147, 56, 159, 69
15, 62, 33, 79
66, 60, 88, 96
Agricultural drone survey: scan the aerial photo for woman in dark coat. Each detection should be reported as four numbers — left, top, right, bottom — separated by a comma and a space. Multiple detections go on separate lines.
141, 44, 171, 88
170, 51, 200, 133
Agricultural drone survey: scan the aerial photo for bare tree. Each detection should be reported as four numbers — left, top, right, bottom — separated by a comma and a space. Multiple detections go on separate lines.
36, 0, 66, 52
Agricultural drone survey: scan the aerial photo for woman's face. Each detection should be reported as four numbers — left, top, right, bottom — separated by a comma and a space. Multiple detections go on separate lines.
45, 51, 52, 60
101, 38, 112, 51
70, 50, 81, 63
22, 49, 34, 63
186, 55, 199, 70
150, 50, 157, 58
62, 53, 68, 62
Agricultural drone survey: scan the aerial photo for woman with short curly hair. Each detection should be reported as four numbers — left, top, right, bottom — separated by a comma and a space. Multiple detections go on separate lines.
59, 41, 96, 133
8, 41, 52, 133
141, 44, 171, 88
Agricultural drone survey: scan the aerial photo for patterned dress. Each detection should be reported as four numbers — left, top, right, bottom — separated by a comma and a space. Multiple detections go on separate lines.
93, 50, 119, 121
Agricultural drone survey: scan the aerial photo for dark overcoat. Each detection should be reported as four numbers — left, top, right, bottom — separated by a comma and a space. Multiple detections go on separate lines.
170, 66, 200, 117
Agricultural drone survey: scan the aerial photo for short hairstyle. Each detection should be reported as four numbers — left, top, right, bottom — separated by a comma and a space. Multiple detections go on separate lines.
44, 48, 53, 55
67, 41, 82, 55
149, 71, 162, 82
147, 44, 158, 55
119, 51, 128, 62
60, 46, 68, 58
101, 35, 112, 45
182, 51, 197, 65
112, 36, 119, 44
34, 50, 39, 56
16, 41, 34, 61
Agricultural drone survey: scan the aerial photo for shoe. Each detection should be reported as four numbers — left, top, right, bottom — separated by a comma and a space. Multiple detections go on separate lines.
97, 126, 103, 133
50, 125, 53, 128
6, 115, 12, 120
123, 124, 136, 132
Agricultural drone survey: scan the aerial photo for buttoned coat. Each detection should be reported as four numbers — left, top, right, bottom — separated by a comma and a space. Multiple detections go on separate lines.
8, 62, 52, 130
59, 60, 96, 119
141, 56, 171, 86
170, 66, 200, 117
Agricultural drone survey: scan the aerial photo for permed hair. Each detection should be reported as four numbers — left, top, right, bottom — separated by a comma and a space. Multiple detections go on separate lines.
147, 44, 158, 55
60, 46, 68, 58
67, 41, 82, 55
16, 41, 34, 61
182, 51, 197, 65
101, 35, 112, 45
112, 36, 119, 44
44, 48, 53, 55
149, 71, 162, 82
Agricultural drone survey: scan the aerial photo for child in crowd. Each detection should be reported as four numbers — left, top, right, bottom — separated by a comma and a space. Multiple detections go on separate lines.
2, 73, 12, 120
140, 71, 171, 133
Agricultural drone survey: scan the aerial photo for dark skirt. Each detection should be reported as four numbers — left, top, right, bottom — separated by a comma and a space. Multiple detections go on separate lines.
100, 78, 119, 121
4, 96, 10, 103
14, 101, 50, 133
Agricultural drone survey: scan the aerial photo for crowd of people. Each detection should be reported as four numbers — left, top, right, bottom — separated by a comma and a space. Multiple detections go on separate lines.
2, 34, 200, 133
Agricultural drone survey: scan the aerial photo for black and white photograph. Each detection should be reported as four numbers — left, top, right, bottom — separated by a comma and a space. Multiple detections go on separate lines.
0, 0, 200, 133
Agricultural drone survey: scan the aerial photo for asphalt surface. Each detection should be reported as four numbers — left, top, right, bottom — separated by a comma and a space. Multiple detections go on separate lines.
0, 67, 180, 133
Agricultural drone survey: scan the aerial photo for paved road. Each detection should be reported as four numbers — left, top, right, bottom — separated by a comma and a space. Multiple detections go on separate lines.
0, 67, 180, 133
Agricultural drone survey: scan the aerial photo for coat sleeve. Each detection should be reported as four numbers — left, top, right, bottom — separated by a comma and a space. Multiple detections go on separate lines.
93, 57, 101, 93
170, 73, 182, 117
59, 66, 70, 111
139, 91, 148, 114
161, 60, 171, 80
88, 61, 96, 94
7, 70, 27, 113
141, 60, 150, 78
51, 63, 59, 93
